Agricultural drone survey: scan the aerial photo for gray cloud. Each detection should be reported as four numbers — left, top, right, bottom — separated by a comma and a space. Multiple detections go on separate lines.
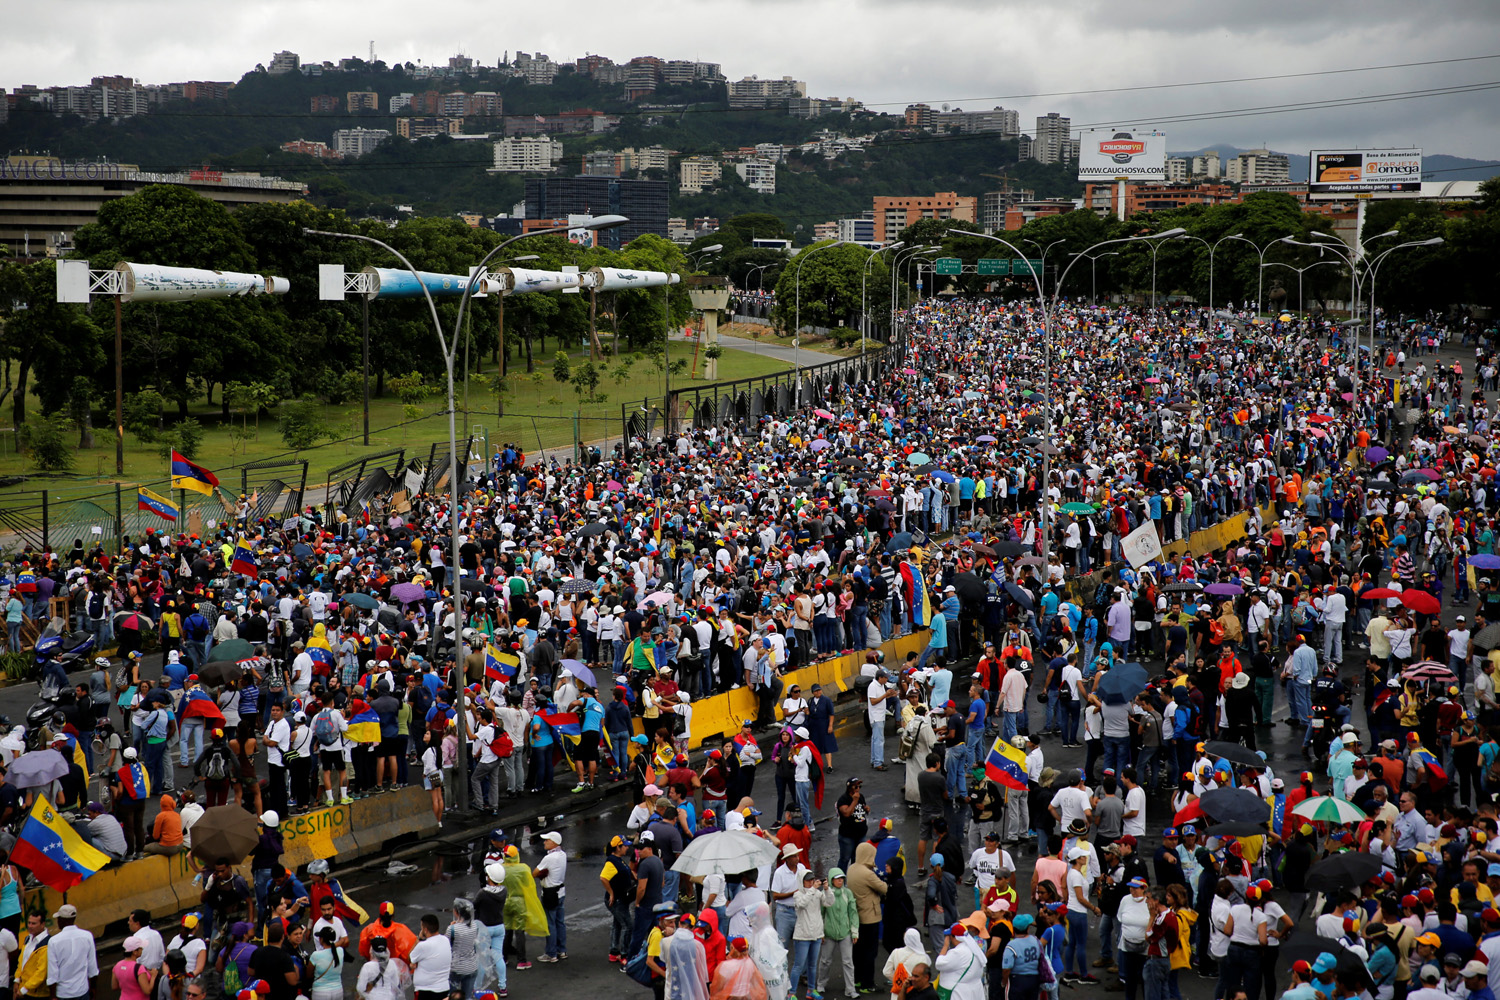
2, 0, 1497, 158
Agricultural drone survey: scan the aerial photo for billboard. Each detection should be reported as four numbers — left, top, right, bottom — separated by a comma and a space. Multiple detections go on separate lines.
1308, 149, 1422, 195
1078, 130, 1167, 181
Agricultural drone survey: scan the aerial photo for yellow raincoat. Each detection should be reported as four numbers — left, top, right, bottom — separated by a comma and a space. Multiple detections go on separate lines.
502, 860, 549, 936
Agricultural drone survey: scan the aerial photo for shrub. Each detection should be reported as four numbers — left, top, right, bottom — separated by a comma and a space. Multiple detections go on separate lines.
123, 389, 165, 443
278, 396, 332, 450
171, 417, 204, 459
17, 415, 73, 472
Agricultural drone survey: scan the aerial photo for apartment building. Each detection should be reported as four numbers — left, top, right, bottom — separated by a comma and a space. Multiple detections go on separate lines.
871, 192, 978, 243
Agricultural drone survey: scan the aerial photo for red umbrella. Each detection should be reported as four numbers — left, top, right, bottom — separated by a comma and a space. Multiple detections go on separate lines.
1401, 590, 1441, 615
1361, 588, 1401, 600
1308, 414, 1335, 424
1173, 800, 1205, 826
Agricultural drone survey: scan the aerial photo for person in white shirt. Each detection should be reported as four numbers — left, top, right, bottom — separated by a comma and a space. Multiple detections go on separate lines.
408, 914, 452, 996
1321, 586, 1348, 665
866, 669, 894, 771
1049, 770, 1094, 831
126, 910, 166, 971
535, 831, 569, 961
289, 642, 314, 698
967, 833, 1016, 907
1120, 769, 1148, 838
46, 904, 99, 1000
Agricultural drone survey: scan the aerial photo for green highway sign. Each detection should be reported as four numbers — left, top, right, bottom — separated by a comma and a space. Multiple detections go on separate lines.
934, 257, 963, 276
977, 258, 1008, 275
1010, 259, 1045, 276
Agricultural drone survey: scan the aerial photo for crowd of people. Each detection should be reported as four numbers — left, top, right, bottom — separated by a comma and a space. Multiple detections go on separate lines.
0, 293, 1497, 1000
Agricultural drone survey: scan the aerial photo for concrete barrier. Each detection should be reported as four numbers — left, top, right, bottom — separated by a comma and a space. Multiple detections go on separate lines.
30, 851, 227, 939
277, 801, 361, 869
350, 787, 440, 854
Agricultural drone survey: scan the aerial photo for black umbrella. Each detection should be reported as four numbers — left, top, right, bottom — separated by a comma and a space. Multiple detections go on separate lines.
789, 476, 814, 487
1202, 821, 1270, 838
578, 523, 609, 537
1365, 479, 1397, 492
1473, 622, 1500, 651
1281, 938, 1374, 992
992, 541, 1030, 557
886, 532, 914, 553
1304, 851, 1383, 894
1004, 581, 1035, 612
874, 498, 896, 512
952, 571, 985, 604
911, 464, 937, 474
1203, 741, 1265, 769
559, 578, 595, 597
1198, 787, 1270, 824
460, 578, 490, 594
1023, 414, 1044, 427
1163, 582, 1202, 593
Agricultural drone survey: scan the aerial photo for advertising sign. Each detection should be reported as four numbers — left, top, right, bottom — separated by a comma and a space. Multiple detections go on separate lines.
1077, 130, 1167, 181
116, 263, 288, 303
1308, 149, 1422, 195
582, 268, 680, 292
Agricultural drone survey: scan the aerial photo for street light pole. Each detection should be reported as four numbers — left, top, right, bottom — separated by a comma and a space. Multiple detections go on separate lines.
305, 213, 626, 814
889, 246, 936, 353
793, 240, 849, 401
1149, 235, 1183, 311
1021, 238, 1067, 298
952, 226, 1182, 567
1260, 259, 1337, 317
1068, 251, 1120, 306
861, 242, 904, 359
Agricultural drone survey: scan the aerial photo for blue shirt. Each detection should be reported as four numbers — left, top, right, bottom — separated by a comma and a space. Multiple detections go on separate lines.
162, 661, 188, 691
1041, 924, 1065, 971
581, 697, 604, 733
930, 668, 953, 707
1002, 935, 1041, 975
928, 614, 948, 651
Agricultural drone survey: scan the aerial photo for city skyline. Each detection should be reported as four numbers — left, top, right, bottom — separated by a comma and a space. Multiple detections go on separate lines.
3, 0, 1498, 160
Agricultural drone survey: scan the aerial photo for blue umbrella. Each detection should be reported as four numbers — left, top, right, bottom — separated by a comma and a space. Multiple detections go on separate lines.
559, 659, 595, 688
1096, 662, 1149, 705
932, 471, 957, 483
1003, 582, 1035, 612
886, 532, 914, 553
1472, 554, 1500, 570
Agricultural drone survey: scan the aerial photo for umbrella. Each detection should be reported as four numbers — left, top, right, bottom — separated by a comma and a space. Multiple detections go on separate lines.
907, 453, 931, 466
197, 660, 244, 687
558, 659, 596, 688
1203, 582, 1243, 597
788, 476, 814, 487
670, 830, 781, 877
932, 471, 957, 484
1401, 661, 1457, 683
1061, 502, 1095, 514
344, 592, 380, 611
976, 435, 998, 443
206, 638, 254, 663
460, 578, 490, 594
606, 479, 624, 491
951, 572, 985, 604
1360, 587, 1400, 600
1003, 582, 1035, 612
809, 439, 832, 452
866, 488, 892, 498
390, 582, 426, 604
1097, 662, 1149, 705
910, 463, 938, 474
1400, 590, 1440, 615
1472, 554, 1500, 570
578, 522, 610, 538
1400, 470, 1433, 484
1203, 821, 1270, 838
971, 544, 996, 558
1302, 851, 1384, 893
992, 541, 1031, 557
639, 591, 674, 609
559, 578, 595, 596
1172, 800, 1205, 826
190, 805, 263, 865
1203, 741, 1265, 769
1199, 787, 1271, 824
1163, 582, 1202, 593
813, 408, 835, 420
112, 611, 154, 631
1282, 937, 1374, 991
1023, 414, 1044, 427
886, 532, 915, 553
874, 498, 896, 512
1473, 622, 1500, 651
1365, 479, 1396, 492
8, 749, 69, 789
1292, 797, 1366, 825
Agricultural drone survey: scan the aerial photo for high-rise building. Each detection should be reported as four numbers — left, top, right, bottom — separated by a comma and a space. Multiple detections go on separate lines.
1164, 157, 1190, 182
1191, 151, 1222, 179
268, 51, 300, 75
1027, 113, 1074, 164
727, 76, 806, 109
932, 107, 1020, 136
679, 156, 722, 194
870, 193, 978, 243
1224, 149, 1290, 184
904, 104, 934, 130
489, 136, 563, 173
837, 216, 876, 243
346, 91, 379, 112
332, 127, 391, 158
396, 116, 463, 139
309, 95, 341, 113
389, 93, 414, 113
524, 176, 669, 249
735, 159, 776, 195
512, 52, 558, 85
980, 188, 1034, 231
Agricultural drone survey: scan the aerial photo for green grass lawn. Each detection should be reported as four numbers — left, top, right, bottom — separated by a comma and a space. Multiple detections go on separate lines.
0, 342, 790, 494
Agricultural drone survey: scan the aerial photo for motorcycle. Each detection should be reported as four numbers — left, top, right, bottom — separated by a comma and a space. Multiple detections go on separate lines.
33, 616, 95, 697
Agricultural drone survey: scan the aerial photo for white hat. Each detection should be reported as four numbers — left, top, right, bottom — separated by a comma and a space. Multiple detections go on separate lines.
541, 831, 562, 845
678, 691, 691, 702
485, 862, 506, 884
1067, 847, 1088, 861
260, 810, 280, 827
781, 843, 801, 857
613, 605, 625, 614
1464, 961, 1490, 978
794, 726, 810, 739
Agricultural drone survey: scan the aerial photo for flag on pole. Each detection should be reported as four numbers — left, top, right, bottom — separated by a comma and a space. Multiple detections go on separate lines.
485, 645, 519, 682
170, 450, 220, 495
985, 736, 1030, 791
137, 487, 179, 522
10, 798, 111, 892
230, 539, 258, 577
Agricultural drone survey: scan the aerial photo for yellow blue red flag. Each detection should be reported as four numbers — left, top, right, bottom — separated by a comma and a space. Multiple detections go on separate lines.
10, 798, 111, 891
985, 736, 1029, 791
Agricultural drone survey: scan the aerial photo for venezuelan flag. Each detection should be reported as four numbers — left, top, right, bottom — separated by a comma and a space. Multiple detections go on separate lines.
541, 711, 583, 766
307, 646, 336, 672
171, 450, 220, 496
345, 707, 382, 744
137, 487, 179, 522
985, 736, 1029, 791
485, 645, 519, 682
1410, 746, 1448, 790
14, 570, 35, 594
900, 560, 929, 627
178, 689, 225, 725
230, 539, 258, 577
119, 762, 150, 799
10, 799, 111, 892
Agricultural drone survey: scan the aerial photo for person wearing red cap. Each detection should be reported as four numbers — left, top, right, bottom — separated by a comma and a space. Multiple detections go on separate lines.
358, 902, 417, 962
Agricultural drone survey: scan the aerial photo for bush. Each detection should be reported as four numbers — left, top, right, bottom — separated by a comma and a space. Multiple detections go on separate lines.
277, 396, 333, 450
17, 415, 73, 472
123, 389, 164, 443
316, 369, 363, 406
171, 417, 204, 459
552, 350, 572, 384
703, 343, 724, 360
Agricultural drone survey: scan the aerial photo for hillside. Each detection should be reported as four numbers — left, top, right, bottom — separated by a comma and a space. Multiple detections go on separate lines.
0, 63, 1079, 225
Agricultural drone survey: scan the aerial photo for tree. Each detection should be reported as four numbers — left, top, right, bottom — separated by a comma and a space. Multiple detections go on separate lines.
769, 241, 872, 335
552, 350, 572, 384
0, 260, 107, 426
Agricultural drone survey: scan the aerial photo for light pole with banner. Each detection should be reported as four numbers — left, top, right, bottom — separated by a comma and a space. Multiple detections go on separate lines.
951, 227, 1183, 566
305, 213, 627, 813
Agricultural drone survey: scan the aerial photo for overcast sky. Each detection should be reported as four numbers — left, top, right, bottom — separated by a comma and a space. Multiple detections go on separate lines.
5, 0, 1499, 160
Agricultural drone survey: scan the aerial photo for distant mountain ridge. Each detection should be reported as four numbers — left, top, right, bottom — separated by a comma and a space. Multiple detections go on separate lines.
1168, 145, 1499, 183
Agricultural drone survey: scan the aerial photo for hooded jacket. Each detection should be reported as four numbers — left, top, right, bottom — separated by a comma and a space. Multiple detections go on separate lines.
152, 794, 183, 846
821, 868, 859, 941
847, 842, 887, 924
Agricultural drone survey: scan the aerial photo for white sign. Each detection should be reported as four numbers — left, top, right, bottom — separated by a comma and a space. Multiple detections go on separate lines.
1078, 130, 1167, 181
1121, 522, 1164, 568
1308, 149, 1422, 196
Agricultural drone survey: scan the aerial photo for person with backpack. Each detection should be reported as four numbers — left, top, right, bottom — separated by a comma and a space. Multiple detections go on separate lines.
468, 707, 505, 816
311, 700, 351, 807
194, 727, 240, 807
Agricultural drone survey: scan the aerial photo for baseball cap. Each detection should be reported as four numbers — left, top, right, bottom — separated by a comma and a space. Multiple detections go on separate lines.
1014, 914, 1035, 931
53, 903, 78, 919
1162, 827, 1179, 838
1292, 960, 1312, 975
931, 853, 946, 867
644, 784, 663, 796
1180, 824, 1197, 836
1128, 877, 1148, 889
1420, 966, 1441, 983
742, 807, 762, 817
1313, 954, 1338, 974
1066, 847, 1087, 861
1465, 961, 1491, 978
1417, 932, 1441, 947
541, 832, 561, 845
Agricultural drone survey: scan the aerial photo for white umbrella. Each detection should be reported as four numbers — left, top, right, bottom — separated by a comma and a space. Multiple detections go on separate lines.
670, 830, 780, 877
1290, 796, 1366, 825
